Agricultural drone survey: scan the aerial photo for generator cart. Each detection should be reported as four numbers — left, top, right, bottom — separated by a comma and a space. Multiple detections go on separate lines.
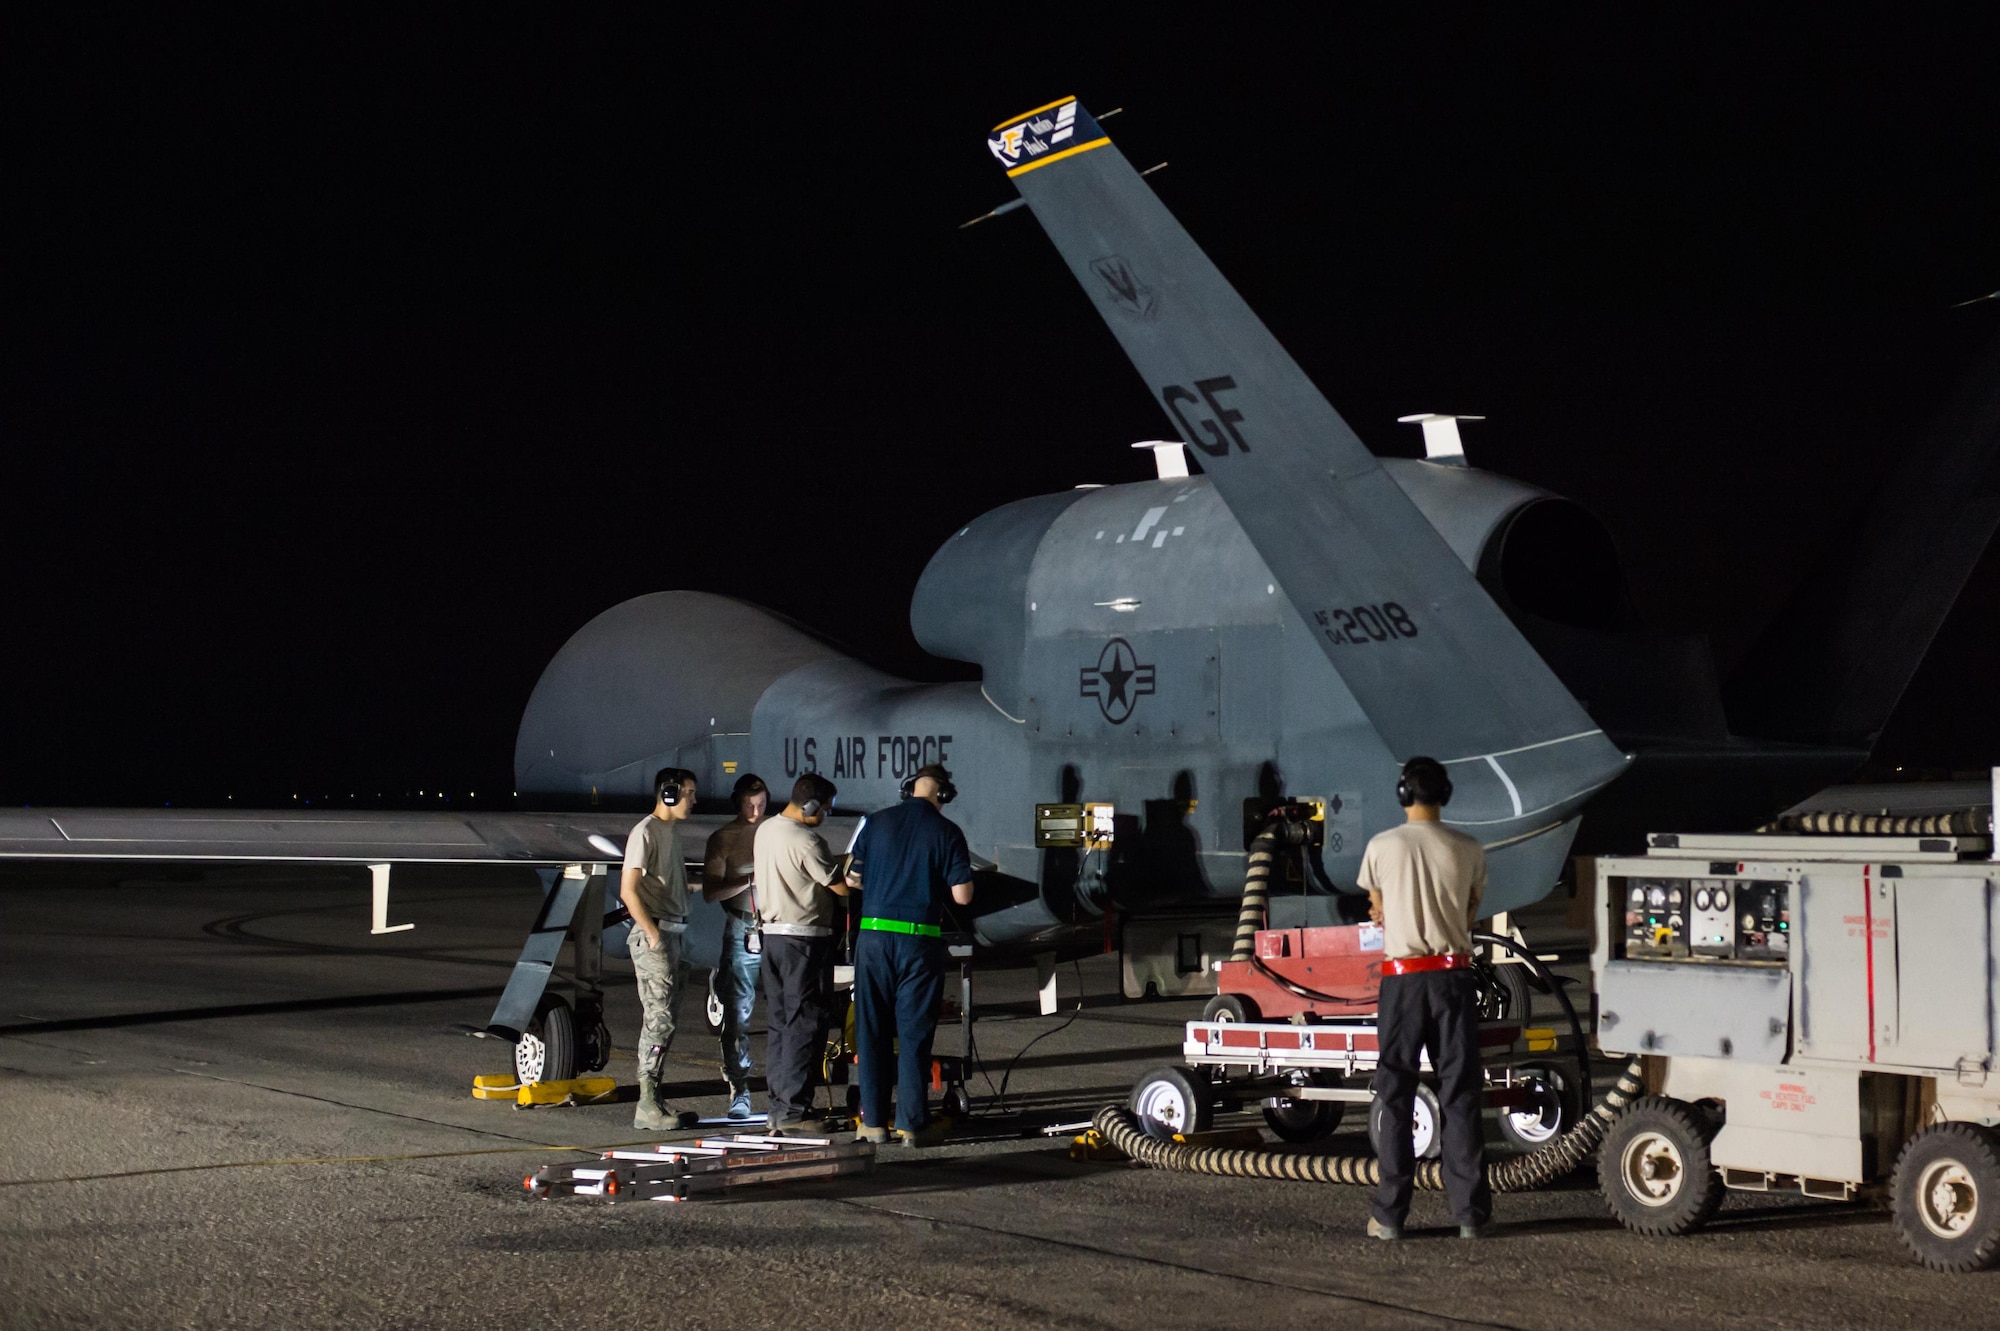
1591, 814, 2000, 1271
1129, 914, 1588, 1157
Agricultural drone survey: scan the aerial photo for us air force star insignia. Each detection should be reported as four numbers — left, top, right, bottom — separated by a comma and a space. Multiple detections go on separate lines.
1079, 636, 1157, 725
1090, 255, 1154, 318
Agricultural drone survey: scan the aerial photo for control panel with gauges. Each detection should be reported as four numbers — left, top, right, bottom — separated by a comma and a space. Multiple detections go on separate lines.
1614, 871, 1789, 966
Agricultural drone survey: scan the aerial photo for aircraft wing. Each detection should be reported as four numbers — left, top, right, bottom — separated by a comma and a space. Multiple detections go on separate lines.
0, 807, 825, 867
987, 99, 1628, 827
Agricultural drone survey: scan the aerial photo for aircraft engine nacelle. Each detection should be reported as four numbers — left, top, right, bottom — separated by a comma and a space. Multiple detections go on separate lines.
910, 459, 1630, 715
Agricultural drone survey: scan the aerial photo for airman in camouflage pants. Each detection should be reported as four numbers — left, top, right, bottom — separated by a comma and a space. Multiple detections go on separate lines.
631, 928, 687, 1126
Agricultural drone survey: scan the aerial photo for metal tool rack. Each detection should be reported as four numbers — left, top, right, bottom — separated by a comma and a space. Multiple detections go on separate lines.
525, 1133, 876, 1203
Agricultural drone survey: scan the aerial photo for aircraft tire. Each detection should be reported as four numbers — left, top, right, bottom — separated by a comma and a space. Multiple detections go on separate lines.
514, 994, 577, 1086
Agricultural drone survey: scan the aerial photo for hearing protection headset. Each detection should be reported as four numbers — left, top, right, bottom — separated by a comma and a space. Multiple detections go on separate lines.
655, 768, 694, 808
797, 775, 834, 819
1395, 757, 1452, 809
900, 766, 957, 805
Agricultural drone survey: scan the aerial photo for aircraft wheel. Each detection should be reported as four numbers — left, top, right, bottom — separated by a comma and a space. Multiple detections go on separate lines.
1368, 1081, 1443, 1161
514, 994, 576, 1086
1892, 1122, 2000, 1272
1202, 993, 1260, 1024
1598, 1096, 1724, 1236
1131, 1065, 1213, 1140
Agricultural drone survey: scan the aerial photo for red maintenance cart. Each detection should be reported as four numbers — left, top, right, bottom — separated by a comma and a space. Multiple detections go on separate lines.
1129, 919, 1584, 1155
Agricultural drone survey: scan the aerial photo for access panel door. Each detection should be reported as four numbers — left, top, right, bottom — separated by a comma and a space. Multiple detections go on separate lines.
1794, 870, 1877, 1064
1882, 874, 1994, 1074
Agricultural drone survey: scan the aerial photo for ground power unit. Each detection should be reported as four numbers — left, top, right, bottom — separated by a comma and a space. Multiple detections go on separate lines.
1591, 799, 2000, 1270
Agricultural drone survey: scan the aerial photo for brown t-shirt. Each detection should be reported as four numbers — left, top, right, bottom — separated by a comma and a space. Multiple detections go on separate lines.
1356, 820, 1486, 960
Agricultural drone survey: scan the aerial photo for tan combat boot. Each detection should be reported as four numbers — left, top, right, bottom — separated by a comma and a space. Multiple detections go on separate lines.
633, 1075, 674, 1131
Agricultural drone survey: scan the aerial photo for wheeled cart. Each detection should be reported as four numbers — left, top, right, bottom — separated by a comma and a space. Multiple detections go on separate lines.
1589, 817, 2000, 1272
1130, 1013, 1582, 1157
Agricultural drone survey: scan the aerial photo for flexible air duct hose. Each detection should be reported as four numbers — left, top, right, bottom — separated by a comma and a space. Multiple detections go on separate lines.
1757, 808, 1990, 836
1228, 826, 1283, 963
1090, 1056, 1645, 1192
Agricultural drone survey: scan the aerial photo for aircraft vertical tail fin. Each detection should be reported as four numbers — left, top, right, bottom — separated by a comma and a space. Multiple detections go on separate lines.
986, 100, 1628, 831
1725, 324, 2000, 747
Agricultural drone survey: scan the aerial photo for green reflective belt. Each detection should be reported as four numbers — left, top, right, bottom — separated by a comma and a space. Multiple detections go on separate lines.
858, 917, 941, 937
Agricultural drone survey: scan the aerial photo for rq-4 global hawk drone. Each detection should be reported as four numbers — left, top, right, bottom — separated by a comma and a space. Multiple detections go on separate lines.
7, 98, 1993, 1083
513, 97, 1999, 967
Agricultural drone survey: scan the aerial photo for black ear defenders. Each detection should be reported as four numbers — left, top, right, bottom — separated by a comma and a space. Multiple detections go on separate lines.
900, 769, 957, 805
1395, 759, 1452, 808
656, 769, 692, 808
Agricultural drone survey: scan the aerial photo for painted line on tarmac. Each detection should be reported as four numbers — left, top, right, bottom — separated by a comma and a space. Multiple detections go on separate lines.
0, 985, 505, 1035
0, 1137, 674, 1189
836, 1197, 1532, 1330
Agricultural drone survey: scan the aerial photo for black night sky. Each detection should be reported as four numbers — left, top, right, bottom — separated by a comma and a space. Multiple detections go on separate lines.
9, 10, 1999, 809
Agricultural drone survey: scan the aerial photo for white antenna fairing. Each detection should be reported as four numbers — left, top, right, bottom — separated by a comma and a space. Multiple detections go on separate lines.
1131, 440, 1190, 479
1397, 413, 1484, 467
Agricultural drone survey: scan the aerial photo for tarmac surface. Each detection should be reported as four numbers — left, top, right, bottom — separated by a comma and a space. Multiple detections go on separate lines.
3, 861, 1997, 1329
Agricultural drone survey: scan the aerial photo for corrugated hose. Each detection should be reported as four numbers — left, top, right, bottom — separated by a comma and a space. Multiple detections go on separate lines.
1136, 814, 1640, 1191
1090, 1055, 1644, 1191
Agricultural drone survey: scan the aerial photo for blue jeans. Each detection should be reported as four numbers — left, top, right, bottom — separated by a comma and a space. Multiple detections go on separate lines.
717, 913, 762, 1095
854, 930, 944, 1133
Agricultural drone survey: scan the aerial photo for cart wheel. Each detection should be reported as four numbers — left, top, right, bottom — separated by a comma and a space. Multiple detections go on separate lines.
1130, 1065, 1213, 1140
944, 1085, 973, 1120
1264, 1075, 1345, 1143
1367, 1082, 1443, 1161
1473, 956, 1533, 1023
1598, 1096, 1724, 1236
1891, 1122, 2000, 1272
1496, 1063, 1581, 1153
705, 972, 726, 1032
514, 994, 575, 1086
1202, 993, 1260, 1024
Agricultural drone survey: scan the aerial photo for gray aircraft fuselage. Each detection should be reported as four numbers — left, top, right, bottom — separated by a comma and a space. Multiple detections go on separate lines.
516, 458, 1596, 954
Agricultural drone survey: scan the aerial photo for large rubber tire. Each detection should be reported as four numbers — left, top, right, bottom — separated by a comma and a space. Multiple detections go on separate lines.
1264, 1084, 1346, 1143
1367, 1081, 1443, 1161
1474, 957, 1534, 1024
1496, 1063, 1582, 1154
1202, 993, 1260, 1024
1130, 1065, 1213, 1140
1891, 1122, 2000, 1272
514, 994, 576, 1086
1599, 1096, 1725, 1236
